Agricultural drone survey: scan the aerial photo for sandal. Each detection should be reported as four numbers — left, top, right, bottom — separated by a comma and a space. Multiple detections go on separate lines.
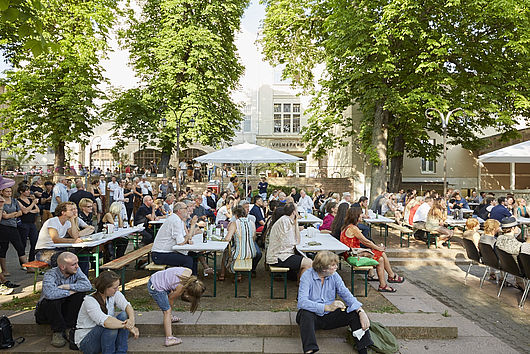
171, 315, 181, 323
165, 336, 182, 347
387, 274, 405, 283
378, 285, 397, 293
367, 275, 379, 282
217, 273, 225, 281
203, 267, 214, 276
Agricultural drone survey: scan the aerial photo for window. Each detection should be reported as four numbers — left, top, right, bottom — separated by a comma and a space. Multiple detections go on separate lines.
273, 104, 282, 113
421, 140, 436, 174
242, 115, 251, 132
283, 114, 291, 132
274, 114, 282, 133
283, 103, 291, 113
292, 114, 300, 133
293, 104, 300, 113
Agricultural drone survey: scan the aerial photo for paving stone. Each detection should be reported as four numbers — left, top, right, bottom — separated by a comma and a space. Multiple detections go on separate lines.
398, 337, 520, 354
264, 336, 354, 353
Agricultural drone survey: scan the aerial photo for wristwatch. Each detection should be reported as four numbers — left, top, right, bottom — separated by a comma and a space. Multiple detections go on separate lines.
356, 308, 364, 314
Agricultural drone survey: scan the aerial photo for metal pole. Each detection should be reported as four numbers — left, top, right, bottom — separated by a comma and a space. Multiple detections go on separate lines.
443, 122, 447, 198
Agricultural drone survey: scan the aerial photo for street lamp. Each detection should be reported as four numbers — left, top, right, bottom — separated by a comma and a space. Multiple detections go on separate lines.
160, 105, 198, 193
89, 136, 102, 177
425, 107, 463, 198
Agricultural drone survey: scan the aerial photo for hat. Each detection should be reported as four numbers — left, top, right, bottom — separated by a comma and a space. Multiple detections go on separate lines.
500, 216, 518, 228
0, 176, 15, 190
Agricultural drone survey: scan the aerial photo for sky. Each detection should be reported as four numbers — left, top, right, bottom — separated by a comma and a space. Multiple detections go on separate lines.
0, 0, 272, 96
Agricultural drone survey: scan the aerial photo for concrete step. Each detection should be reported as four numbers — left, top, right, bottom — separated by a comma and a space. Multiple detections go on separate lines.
8, 311, 457, 340
388, 257, 469, 266
3, 335, 355, 353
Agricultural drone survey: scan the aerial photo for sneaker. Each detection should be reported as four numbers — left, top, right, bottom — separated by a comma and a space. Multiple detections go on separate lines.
20, 266, 27, 271
51, 332, 66, 348
165, 336, 182, 347
0, 284, 13, 295
3, 281, 20, 288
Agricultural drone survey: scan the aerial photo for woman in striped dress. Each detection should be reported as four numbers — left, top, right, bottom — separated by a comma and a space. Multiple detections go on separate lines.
218, 205, 261, 280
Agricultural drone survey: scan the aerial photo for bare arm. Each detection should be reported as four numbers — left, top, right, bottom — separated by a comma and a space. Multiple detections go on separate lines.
50, 227, 82, 244
224, 221, 237, 242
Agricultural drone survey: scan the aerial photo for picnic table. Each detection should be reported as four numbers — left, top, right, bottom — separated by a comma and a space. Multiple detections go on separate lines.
148, 219, 167, 236
296, 229, 349, 254
363, 215, 394, 246
172, 233, 228, 297
297, 213, 323, 225
61, 226, 144, 276
445, 215, 484, 228
517, 217, 530, 238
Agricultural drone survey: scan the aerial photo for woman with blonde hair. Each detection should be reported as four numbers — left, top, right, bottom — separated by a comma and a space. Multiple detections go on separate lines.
100, 202, 127, 259
515, 198, 529, 218
462, 218, 480, 248
480, 219, 500, 248
425, 198, 453, 247
147, 267, 206, 347
75, 270, 139, 353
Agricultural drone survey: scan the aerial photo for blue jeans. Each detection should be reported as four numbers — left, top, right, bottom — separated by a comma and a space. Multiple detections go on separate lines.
152, 251, 197, 275
79, 311, 129, 354
147, 279, 171, 311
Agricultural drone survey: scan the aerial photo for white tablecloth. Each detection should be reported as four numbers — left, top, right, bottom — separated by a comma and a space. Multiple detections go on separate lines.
61, 226, 144, 248
517, 217, 530, 225
364, 216, 394, 224
296, 230, 349, 253
297, 213, 323, 224
171, 233, 228, 252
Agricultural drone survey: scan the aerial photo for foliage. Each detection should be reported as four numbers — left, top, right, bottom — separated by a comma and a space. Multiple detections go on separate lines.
106, 0, 249, 159
3, 151, 32, 170
0, 0, 48, 60
0, 0, 119, 170
260, 0, 530, 189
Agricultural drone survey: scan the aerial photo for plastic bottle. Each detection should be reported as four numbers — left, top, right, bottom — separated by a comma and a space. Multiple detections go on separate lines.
203, 230, 207, 243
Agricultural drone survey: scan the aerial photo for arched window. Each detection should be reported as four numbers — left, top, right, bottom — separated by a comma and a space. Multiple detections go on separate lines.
134, 149, 162, 170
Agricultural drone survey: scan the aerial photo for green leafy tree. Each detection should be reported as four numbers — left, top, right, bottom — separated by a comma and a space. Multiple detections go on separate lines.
106, 0, 248, 174
0, 0, 119, 173
261, 0, 530, 198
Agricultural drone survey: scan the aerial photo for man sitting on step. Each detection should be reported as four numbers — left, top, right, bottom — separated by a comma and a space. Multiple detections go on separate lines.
34, 251, 92, 348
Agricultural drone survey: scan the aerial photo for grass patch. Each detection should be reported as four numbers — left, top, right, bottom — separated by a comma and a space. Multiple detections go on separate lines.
370, 305, 403, 314
129, 297, 155, 311
1, 293, 40, 311
441, 310, 451, 317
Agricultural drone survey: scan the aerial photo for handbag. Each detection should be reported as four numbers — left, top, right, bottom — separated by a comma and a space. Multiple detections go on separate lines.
0, 315, 25, 349
346, 256, 379, 267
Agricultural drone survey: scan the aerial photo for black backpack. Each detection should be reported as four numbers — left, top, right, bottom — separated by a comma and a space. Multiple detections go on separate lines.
0, 315, 24, 349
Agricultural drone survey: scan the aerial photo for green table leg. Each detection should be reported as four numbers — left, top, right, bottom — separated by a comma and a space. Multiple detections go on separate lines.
213, 252, 217, 297
95, 246, 100, 277
384, 224, 388, 246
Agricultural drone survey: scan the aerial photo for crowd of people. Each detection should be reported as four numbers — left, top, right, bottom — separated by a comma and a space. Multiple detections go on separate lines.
2, 170, 530, 353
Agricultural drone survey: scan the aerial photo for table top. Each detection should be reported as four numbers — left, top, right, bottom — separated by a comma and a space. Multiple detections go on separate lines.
296, 230, 349, 253
61, 226, 144, 248
517, 217, 530, 225
364, 216, 394, 224
171, 233, 228, 252
446, 215, 484, 226
297, 213, 323, 224
148, 219, 167, 225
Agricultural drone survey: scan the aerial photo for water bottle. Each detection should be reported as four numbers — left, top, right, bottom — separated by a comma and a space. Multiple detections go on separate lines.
203, 230, 207, 243
114, 221, 119, 231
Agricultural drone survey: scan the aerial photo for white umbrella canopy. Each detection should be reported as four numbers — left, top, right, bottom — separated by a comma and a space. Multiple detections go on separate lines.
194, 142, 302, 164
194, 142, 301, 197
478, 140, 530, 163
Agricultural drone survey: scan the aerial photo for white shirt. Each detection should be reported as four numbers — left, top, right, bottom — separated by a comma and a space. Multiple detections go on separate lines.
107, 181, 119, 197
226, 182, 235, 193
298, 195, 314, 211
216, 205, 230, 223
114, 186, 124, 202
152, 213, 187, 254
75, 291, 130, 346
413, 203, 431, 223
99, 180, 106, 195
179, 161, 187, 170
36, 217, 72, 250
138, 180, 152, 195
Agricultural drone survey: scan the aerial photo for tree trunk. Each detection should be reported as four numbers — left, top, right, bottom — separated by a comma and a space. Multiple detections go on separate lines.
159, 151, 171, 177
54, 141, 65, 175
389, 133, 405, 192
369, 103, 389, 202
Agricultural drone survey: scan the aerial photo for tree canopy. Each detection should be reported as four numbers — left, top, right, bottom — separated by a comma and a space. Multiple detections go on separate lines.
105, 0, 249, 172
0, 0, 119, 172
260, 0, 530, 198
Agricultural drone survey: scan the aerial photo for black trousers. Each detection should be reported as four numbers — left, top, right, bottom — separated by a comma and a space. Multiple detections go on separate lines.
296, 309, 373, 353
35, 292, 86, 332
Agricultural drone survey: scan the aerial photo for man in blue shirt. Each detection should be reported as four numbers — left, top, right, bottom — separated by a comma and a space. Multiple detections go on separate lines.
297, 251, 372, 354
249, 195, 266, 231
35, 252, 92, 348
257, 177, 268, 200
489, 197, 512, 222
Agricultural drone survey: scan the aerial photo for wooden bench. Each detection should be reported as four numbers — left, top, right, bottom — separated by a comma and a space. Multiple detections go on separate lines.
101, 244, 153, 292
347, 263, 373, 297
233, 259, 252, 298
387, 223, 413, 247
269, 265, 289, 299
145, 262, 167, 272
22, 260, 49, 293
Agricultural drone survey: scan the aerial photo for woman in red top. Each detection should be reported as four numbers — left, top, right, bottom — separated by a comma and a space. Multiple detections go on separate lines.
340, 207, 404, 292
